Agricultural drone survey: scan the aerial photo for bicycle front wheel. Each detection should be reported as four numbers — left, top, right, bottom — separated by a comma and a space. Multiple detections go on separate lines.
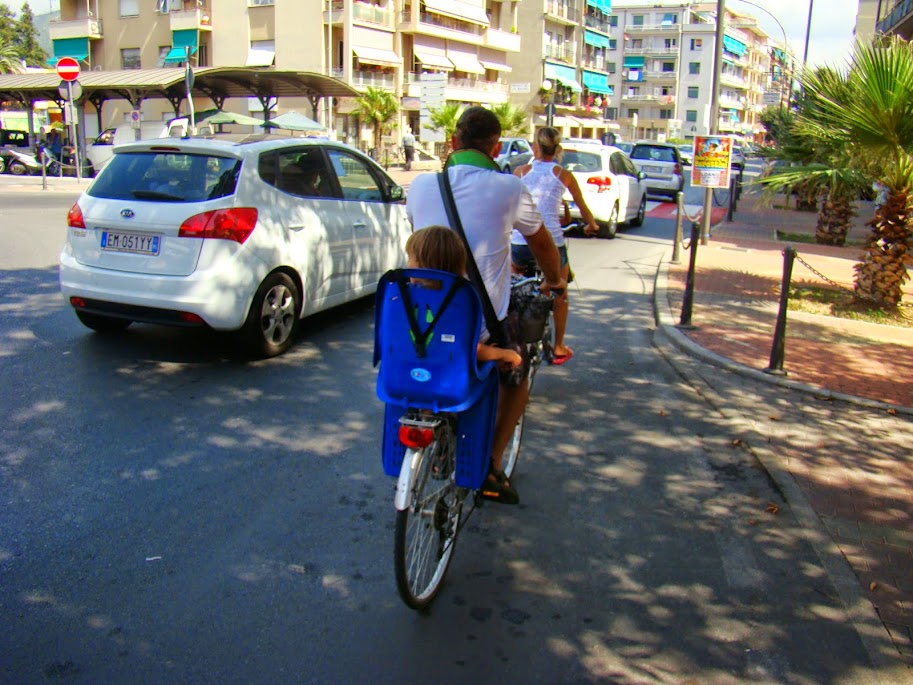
394, 442, 462, 610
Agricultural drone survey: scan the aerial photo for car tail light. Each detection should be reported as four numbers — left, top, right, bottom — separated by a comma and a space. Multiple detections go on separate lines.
178, 208, 258, 244
674, 164, 681, 176
70, 297, 87, 308
586, 176, 613, 192
67, 203, 86, 228
398, 425, 435, 448
179, 312, 205, 324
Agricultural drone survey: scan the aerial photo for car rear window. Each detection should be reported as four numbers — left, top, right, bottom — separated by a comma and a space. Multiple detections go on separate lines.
88, 151, 242, 202
631, 145, 677, 163
562, 150, 603, 173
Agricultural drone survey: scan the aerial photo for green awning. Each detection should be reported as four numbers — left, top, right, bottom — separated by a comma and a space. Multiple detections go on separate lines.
586, 0, 611, 12
50, 37, 89, 64
582, 70, 612, 95
723, 35, 747, 56
584, 30, 610, 49
544, 62, 582, 92
164, 29, 198, 63
623, 56, 645, 68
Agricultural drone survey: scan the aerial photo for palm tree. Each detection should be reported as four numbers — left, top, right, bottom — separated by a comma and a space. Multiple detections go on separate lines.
353, 87, 399, 161
489, 102, 529, 138
0, 36, 24, 74
797, 36, 913, 306
425, 103, 464, 164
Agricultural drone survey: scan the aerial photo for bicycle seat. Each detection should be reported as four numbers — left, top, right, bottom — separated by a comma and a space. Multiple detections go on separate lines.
374, 268, 497, 413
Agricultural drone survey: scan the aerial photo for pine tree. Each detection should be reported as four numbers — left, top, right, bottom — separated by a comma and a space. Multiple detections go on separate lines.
14, 3, 48, 67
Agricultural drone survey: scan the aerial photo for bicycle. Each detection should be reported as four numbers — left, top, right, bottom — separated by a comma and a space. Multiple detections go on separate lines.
373, 268, 552, 609
501, 274, 555, 479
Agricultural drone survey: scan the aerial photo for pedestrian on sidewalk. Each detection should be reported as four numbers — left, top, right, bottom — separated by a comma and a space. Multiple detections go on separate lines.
402, 127, 415, 171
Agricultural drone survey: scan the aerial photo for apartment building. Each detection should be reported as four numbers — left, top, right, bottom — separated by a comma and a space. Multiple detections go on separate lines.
874, 0, 913, 39
47, 0, 519, 149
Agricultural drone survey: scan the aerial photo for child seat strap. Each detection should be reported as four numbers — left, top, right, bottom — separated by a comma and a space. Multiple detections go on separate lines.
392, 271, 463, 358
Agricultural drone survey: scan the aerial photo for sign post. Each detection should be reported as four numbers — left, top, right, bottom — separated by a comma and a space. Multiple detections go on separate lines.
56, 57, 83, 182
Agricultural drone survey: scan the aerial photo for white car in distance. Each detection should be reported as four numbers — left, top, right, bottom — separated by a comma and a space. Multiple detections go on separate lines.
560, 143, 648, 238
59, 136, 410, 357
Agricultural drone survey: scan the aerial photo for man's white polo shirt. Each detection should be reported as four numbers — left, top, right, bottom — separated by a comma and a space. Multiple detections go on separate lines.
407, 158, 542, 321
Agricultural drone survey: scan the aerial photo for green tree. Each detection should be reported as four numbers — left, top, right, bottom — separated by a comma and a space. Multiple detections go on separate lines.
796, 36, 913, 306
0, 6, 16, 50
0, 35, 23, 74
424, 103, 464, 163
353, 87, 399, 161
14, 3, 47, 67
489, 102, 529, 138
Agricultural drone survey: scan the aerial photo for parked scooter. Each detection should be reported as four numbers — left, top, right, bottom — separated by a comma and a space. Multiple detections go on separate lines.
0, 147, 60, 177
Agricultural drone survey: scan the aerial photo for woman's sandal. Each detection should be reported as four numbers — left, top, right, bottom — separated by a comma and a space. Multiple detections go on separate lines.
481, 465, 519, 505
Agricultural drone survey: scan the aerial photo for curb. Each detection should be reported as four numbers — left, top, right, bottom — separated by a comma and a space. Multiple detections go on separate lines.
653, 250, 912, 682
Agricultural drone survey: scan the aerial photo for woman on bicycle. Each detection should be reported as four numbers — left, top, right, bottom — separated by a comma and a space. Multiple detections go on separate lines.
511, 127, 598, 365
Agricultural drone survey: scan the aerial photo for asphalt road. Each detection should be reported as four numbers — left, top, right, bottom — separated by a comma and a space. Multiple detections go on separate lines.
0, 184, 899, 684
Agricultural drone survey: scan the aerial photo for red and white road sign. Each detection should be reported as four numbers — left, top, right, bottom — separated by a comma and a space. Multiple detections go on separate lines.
56, 57, 81, 82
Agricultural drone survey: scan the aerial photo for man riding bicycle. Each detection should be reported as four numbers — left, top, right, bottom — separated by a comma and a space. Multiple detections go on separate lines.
406, 107, 566, 504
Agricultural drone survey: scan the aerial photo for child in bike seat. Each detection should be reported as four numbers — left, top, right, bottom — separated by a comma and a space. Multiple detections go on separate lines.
406, 226, 522, 372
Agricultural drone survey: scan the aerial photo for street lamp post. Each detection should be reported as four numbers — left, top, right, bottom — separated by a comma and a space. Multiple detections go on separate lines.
542, 79, 555, 128
729, 0, 794, 110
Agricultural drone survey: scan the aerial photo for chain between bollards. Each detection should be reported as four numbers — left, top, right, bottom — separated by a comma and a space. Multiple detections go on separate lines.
764, 245, 796, 375
678, 219, 701, 328
671, 191, 683, 265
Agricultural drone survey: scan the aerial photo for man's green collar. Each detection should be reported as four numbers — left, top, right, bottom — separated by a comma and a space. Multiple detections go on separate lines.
446, 149, 502, 172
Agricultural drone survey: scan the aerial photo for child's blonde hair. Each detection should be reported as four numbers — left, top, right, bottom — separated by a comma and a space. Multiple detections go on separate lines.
406, 226, 467, 277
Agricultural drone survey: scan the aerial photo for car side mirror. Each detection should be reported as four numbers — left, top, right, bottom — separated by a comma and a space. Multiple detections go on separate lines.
638, 171, 647, 181
389, 185, 404, 201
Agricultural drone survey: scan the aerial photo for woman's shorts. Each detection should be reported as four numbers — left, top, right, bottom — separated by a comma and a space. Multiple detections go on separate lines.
511, 243, 568, 272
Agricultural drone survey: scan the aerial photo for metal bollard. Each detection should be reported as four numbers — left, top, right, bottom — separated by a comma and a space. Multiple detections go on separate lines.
678, 220, 701, 328
40, 149, 47, 191
764, 246, 796, 375
671, 191, 683, 264
727, 174, 736, 222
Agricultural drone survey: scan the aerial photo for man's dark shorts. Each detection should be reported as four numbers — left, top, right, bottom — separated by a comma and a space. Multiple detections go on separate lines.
511, 243, 568, 273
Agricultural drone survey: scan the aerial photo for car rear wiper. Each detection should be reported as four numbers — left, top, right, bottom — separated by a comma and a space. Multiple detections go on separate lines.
131, 190, 185, 201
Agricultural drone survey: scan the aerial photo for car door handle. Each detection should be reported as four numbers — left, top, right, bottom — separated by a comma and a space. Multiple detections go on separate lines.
353, 221, 368, 230
288, 224, 307, 232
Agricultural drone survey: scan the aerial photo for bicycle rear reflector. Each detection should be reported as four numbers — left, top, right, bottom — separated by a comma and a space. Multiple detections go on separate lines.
399, 425, 434, 448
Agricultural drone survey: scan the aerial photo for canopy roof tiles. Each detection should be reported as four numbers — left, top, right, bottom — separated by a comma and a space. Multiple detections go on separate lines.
0, 67, 359, 105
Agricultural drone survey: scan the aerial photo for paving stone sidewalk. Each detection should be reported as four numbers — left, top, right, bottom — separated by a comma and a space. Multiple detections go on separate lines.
657, 189, 913, 673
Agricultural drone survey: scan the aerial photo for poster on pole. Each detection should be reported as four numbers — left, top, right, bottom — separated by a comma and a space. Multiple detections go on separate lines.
691, 135, 734, 188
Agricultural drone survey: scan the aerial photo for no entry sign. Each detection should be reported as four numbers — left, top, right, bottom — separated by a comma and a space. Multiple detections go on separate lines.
56, 57, 81, 82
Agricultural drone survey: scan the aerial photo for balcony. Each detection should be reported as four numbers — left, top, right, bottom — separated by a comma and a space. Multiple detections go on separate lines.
583, 15, 611, 33
484, 27, 520, 51
581, 56, 607, 72
351, 71, 397, 90
170, 8, 212, 32
49, 17, 103, 41
545, 45, 576, 64
878, 0, 913, 38
625, 23, 681, 33
644, 70, 678, 82
545, 1, 580, 25
625, 46, 679, 56
402, 72, 508, 103
399, 11, 484, 41
720, 72, 746, 88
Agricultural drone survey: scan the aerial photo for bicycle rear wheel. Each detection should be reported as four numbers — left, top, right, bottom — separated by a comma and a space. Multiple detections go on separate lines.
394, 439, 463, 610
502, 412, 525, 480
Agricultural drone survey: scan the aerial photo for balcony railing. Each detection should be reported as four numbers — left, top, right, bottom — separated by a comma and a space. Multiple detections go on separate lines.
877, 0, 913, 34
352, 1, 395, 28
582, 56, 607, 71
625, 46, 679, 56
625, 23, 681, 33
484, 27, 520, 51
545, 44, 576, 64
644, 70, 678, 80
170, 8, 212, 31
404, 11, 484, 36
583, 15, 611, 32
545, 1, 580, 24
48, 17, 103, 41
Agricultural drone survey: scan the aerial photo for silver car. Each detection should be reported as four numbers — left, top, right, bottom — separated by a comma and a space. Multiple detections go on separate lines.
494, 138, 533, 173
629, 142, 685, 200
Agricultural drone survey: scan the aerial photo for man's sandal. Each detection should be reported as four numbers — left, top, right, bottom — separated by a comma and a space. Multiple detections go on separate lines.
481, 465, 519, 505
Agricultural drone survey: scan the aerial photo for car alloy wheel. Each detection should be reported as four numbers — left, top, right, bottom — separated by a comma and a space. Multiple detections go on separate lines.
242, 271, 301, 358
598, 203, 619, 239
631, 195, 646, 227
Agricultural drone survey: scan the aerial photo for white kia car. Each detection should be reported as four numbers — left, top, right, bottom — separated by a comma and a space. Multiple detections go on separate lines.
59, 136, 410, 357
560, 143, 648, 238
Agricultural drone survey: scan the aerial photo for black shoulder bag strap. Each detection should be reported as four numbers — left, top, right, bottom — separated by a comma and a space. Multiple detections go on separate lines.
437, 170, 505, 345
391, 270, 462, 359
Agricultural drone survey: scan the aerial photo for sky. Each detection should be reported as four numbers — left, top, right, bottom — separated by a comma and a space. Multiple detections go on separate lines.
3, 0, 860, 70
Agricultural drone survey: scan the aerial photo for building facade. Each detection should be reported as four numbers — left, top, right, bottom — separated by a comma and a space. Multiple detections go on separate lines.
873, 0, 913, 39
45, 0, 782, 147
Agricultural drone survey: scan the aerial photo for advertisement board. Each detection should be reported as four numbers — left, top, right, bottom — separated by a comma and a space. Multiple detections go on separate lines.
691, 135, 734, 188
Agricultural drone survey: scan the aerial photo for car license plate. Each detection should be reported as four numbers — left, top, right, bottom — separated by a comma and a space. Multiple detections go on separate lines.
644, 165, 663, 174
100, 230, 161, 256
